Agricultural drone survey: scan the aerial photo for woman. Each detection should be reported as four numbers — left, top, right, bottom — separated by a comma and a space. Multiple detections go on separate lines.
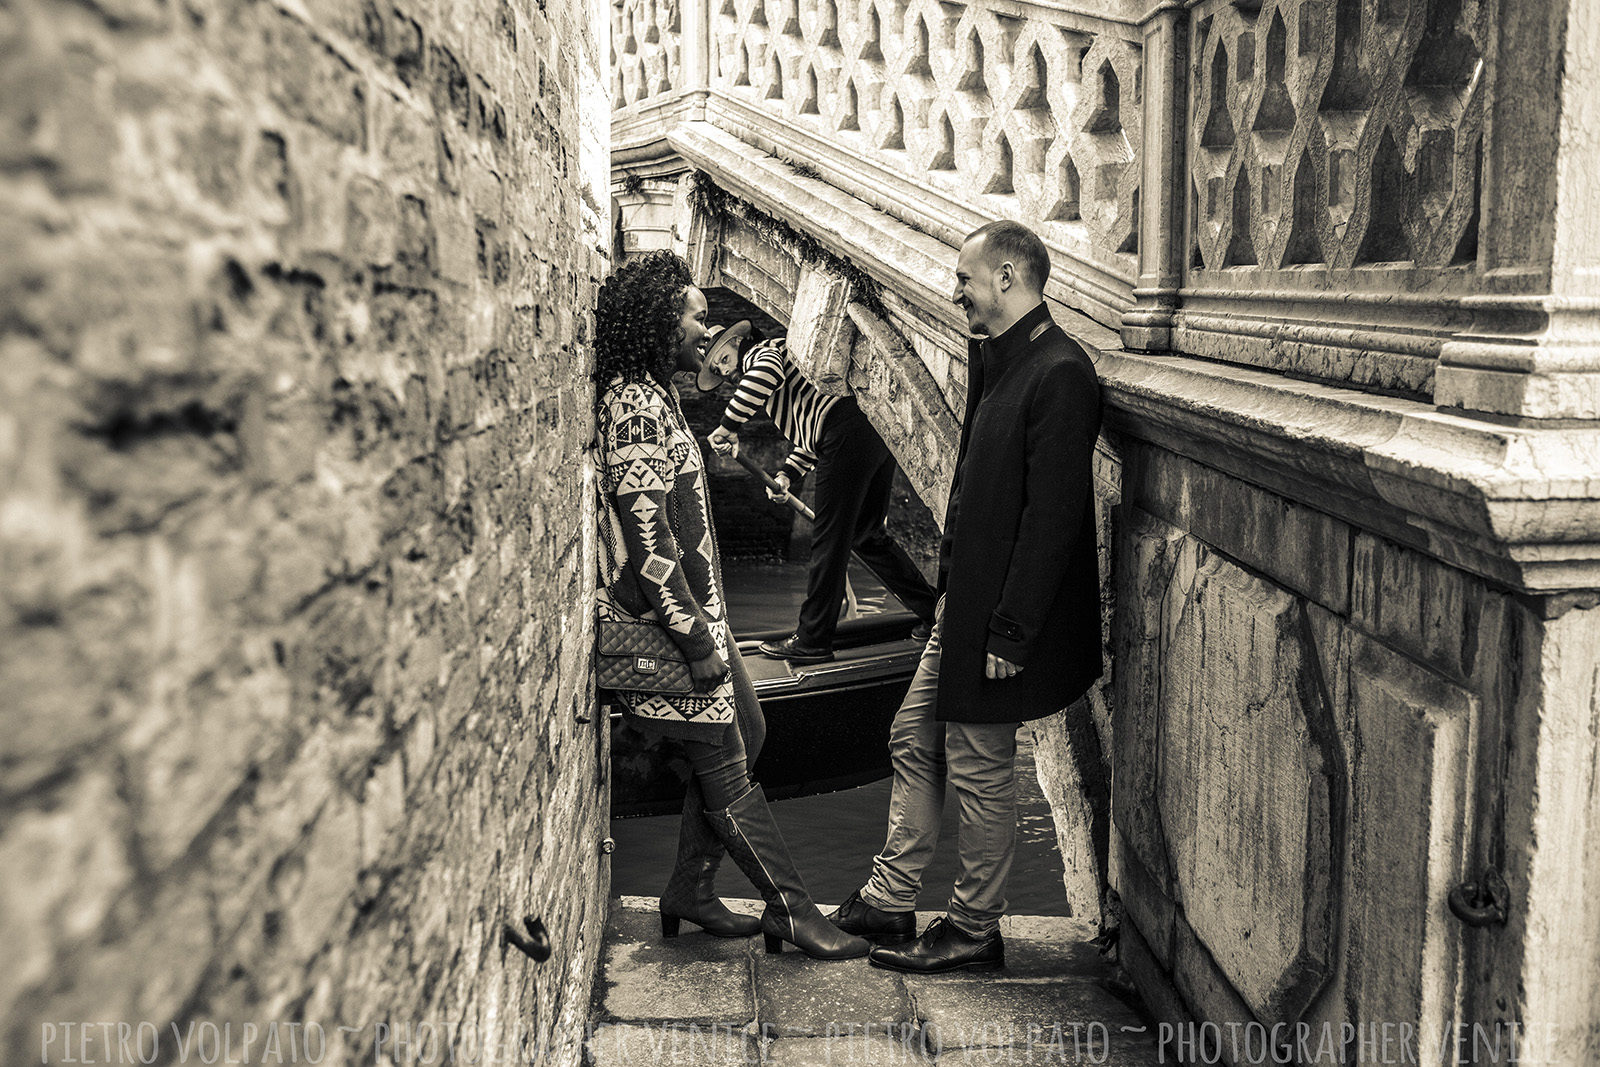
593, 251, 866, 960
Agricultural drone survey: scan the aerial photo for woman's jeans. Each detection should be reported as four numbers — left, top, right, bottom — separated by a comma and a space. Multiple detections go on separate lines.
678, 641, 766, 809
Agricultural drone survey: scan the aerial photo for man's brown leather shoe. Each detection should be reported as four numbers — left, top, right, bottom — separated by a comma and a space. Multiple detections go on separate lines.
827, 890, 916, 945
867, 916, 1004, 974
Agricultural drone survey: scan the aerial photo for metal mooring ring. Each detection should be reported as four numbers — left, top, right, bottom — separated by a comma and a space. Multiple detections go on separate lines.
1448, 867, 1509, 928
505, 915, 553, 961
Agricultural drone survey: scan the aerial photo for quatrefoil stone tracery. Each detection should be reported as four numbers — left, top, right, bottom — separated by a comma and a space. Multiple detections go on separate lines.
710, 0, 1143, 272
1188, 0, 1486, 273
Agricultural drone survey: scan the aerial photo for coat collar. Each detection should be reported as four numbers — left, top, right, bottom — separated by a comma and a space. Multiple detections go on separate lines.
980, 301, 1053, 382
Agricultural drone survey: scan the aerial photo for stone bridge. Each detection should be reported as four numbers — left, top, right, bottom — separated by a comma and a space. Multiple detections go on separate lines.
612, 0, 1600, 1057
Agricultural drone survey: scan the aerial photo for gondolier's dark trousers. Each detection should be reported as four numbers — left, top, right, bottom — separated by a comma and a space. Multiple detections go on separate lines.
797, 404, 937, 648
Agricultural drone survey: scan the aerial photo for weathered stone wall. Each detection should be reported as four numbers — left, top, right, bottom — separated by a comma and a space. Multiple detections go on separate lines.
1109, 440, 1600, 1064
0, 0, 609, 1062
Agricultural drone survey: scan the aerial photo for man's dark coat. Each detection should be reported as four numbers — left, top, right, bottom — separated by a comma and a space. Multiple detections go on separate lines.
935, 301, 1103, 724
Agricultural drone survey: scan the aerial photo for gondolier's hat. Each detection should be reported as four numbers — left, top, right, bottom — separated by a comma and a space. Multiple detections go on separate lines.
696, 319, 754, 392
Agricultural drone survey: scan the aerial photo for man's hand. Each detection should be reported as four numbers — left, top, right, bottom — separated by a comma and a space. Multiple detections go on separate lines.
707, 426, 740, 457
986, 653, 1022, 680
689, 650, 730, 691
765, 471, 792, 503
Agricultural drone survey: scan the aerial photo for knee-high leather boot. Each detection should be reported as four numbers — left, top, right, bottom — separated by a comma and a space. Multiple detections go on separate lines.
659, 780, 761, 938
704, 784, 870, 960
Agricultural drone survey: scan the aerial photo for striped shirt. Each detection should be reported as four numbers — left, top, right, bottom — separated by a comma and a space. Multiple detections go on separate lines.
717, 339, 843, 482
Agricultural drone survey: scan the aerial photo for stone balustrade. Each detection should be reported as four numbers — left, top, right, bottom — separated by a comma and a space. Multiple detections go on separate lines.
1173, 0, 1488, 397
616, 0, 1599, 420
616, 0, 1150, 324
711, 0, 1143, 310
1189, 0, 1484, 275
614, 0, 683, 107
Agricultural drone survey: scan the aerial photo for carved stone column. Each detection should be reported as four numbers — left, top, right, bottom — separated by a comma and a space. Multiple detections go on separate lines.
1435, 0, 1600, 420
1120, 2, 1189, 353
613, 176, 680, 260
682, 0, 711, 115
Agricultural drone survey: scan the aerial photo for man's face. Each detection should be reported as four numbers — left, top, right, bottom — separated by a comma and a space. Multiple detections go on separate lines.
706, 333, 742, 381
952, 238, 1004, 336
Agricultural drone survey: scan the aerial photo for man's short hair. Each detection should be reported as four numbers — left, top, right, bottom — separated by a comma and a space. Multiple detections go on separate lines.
964, 220, 1050, 292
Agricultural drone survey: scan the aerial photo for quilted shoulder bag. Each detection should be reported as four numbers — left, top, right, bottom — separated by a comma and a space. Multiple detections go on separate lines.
596, 618, 694, 695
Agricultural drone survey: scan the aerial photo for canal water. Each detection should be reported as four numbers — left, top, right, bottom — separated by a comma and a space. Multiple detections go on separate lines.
608, 560, 1075, 916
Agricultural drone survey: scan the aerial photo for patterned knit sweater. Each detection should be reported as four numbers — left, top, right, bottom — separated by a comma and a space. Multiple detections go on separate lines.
595, 375, 734, 731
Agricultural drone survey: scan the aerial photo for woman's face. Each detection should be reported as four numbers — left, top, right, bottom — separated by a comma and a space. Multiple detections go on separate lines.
674, 286, 711, 373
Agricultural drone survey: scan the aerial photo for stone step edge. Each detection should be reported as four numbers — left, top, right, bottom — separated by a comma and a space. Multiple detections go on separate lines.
614, 895, 1100, 944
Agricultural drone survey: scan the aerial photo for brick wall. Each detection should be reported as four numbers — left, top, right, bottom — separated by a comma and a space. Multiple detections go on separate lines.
0, 0, 609, 1062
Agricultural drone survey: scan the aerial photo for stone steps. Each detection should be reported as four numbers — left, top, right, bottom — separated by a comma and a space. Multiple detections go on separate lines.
588, 896, 1163, 1065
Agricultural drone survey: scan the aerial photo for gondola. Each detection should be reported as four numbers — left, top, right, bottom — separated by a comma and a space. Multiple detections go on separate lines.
607, 610, 923, 817
608, 449, 927, 818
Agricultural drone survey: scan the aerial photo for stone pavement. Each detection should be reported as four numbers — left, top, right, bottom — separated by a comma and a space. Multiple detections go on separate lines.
588, 896, 1164, 1066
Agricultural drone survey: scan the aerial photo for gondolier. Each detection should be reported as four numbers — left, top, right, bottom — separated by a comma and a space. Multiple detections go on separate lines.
698, 323, 937, 663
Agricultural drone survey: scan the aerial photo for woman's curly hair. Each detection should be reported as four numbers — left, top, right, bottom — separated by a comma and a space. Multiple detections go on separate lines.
594, 250, 694, 390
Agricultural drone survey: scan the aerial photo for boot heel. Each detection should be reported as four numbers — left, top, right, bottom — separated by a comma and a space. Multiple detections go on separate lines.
763, 933, 784, 954
661, 914, 681, 938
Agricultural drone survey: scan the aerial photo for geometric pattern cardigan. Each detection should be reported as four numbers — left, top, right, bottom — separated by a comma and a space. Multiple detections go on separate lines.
595, 375, 736, 728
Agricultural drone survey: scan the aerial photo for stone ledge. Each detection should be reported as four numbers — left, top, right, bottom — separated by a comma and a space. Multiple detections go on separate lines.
668, 122, 1125, 350
668, 119, 1124, 362
671, 123, 964, 320
613, 95, 706, 164
614, 897, 1102, 944
1099, 352, 1600, 592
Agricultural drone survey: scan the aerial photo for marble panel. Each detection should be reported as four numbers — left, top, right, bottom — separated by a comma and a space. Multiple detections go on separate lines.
1344, 634, 1475, 1054
1156, 544, 1339, 1025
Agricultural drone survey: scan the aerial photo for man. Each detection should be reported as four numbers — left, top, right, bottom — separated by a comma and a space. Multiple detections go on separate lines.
828, 220, 1103, 973
699, 324, 936, 663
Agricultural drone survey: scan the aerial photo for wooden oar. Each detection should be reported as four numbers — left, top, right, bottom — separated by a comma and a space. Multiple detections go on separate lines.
730, 448, 812, 519
725, 448, 866, 619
